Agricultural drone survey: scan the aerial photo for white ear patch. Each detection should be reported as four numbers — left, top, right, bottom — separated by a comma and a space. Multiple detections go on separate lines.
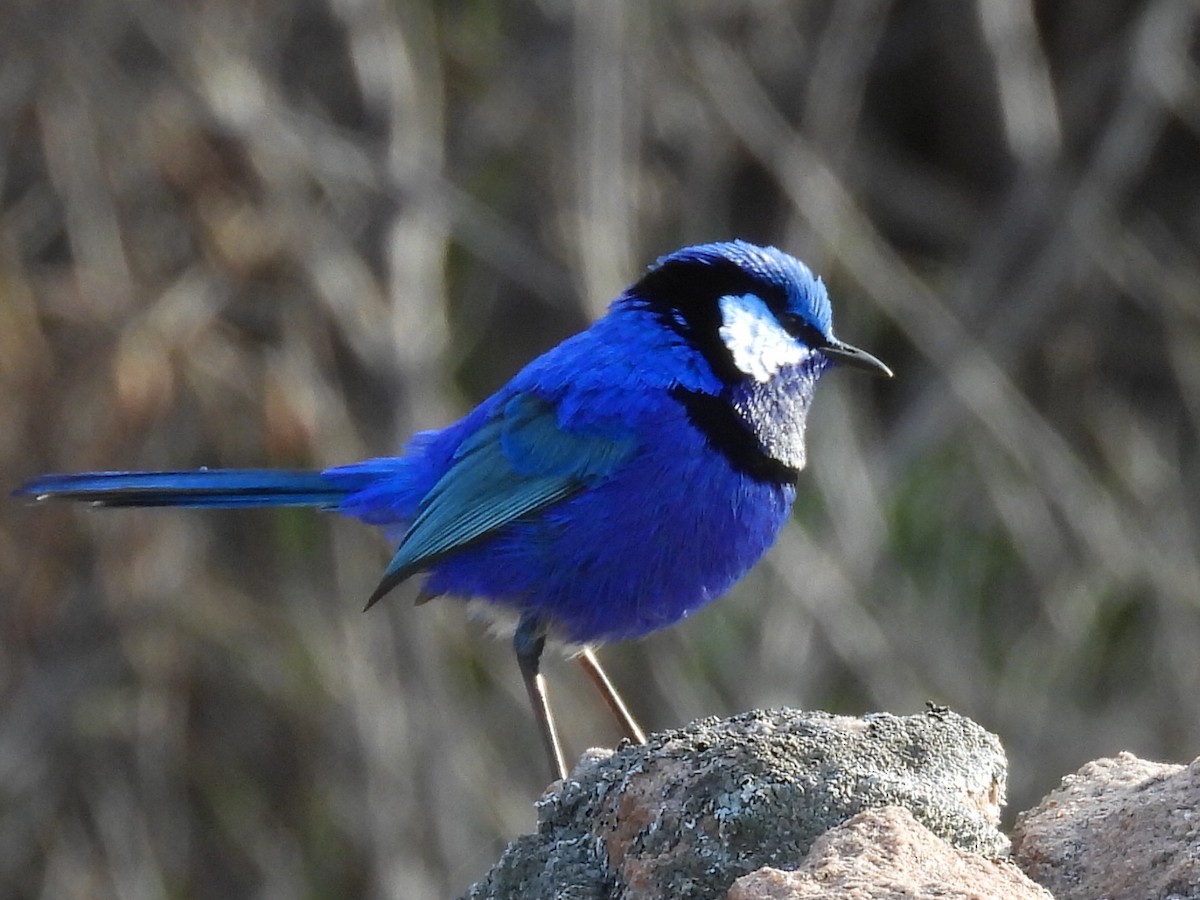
718, 293, 807, 382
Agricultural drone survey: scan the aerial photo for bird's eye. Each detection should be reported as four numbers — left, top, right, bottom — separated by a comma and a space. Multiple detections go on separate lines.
779, 313, 828, 350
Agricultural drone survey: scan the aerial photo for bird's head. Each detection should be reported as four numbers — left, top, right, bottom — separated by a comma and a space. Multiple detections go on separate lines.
625, 240, 891, 385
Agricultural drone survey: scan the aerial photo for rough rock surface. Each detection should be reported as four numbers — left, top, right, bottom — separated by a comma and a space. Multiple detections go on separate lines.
460, 708, 1008, 900
1012, 751, 1200, 900
727, 806, 1050, 899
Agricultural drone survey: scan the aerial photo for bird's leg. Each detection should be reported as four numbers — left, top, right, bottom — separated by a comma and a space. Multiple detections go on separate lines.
514, 617, 568, 782
577, 647, 647, 745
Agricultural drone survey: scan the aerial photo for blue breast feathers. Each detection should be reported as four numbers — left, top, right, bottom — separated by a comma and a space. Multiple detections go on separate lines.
416, 394, 797, 643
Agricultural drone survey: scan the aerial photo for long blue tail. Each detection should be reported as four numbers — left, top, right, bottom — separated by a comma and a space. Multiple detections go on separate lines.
13, 469, 351, 509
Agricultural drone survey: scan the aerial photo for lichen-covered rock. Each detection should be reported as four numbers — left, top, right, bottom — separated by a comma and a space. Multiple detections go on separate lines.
461, 708, 1008, 900
1012, 752, 1200, 899
727, 806, 1050, 899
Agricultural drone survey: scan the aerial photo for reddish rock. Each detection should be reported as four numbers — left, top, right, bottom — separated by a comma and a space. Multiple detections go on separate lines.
1012, 752, 1200, 899
726, 806, 1050, 900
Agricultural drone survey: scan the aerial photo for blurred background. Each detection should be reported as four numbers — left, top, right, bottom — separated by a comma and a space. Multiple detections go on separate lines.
3, 0, 1199, 896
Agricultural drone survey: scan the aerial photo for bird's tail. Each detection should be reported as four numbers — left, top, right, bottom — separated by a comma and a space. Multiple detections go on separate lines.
13, 469, 352, 509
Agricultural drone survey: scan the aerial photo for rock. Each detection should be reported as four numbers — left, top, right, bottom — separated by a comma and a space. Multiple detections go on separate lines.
460, 708, 1009, 899
1011, 751, 1200, 899
727, 806, 1051, 899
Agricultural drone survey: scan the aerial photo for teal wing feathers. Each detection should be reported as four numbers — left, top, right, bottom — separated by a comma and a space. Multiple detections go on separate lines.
364, 393, 637, 607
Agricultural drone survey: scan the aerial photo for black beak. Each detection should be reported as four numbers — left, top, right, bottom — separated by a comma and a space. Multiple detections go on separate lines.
820, 339, 893, 378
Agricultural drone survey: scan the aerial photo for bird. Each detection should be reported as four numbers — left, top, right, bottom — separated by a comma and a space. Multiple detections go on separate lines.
14, 240, 891, 781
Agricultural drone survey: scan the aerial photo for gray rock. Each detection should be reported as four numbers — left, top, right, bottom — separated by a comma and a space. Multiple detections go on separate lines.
461, 707, 1008, 899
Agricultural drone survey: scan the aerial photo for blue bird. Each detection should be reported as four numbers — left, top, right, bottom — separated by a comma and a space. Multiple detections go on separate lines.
14, 240, 890, 780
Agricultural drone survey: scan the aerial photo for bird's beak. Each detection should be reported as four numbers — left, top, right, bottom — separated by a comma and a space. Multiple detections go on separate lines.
820, 340, 893, 378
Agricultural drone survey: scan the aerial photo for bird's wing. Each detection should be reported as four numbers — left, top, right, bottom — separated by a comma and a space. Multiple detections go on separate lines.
365, 392, 637, 607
